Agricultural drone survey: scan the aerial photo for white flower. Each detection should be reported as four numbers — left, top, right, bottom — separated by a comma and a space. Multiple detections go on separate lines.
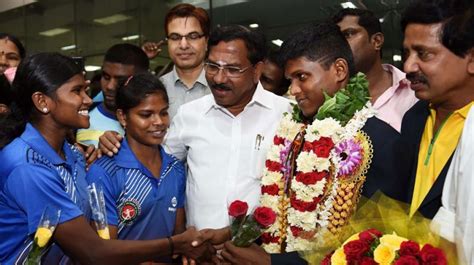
267, 144, 282, 162
277, 116, 301, 140
287, 208, 317, 231
260, 194, 281, 208
295, 151, 317, 173
261, 169, 283, 185
286, 234, 313, 252
308, 118, 342, 139
292, 178, 327, 202
314, 157, 331, 172
263, 243, 281, 253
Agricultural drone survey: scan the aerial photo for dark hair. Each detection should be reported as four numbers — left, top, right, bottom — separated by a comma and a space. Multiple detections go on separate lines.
165, 3, 210, 37
103, 43, 149, 72
279, 22, 355, 77
401, 0, 472, 57
0, 53, 82, 147
208, 25, 266, 65
0, 33, 26, 59
442, 6, 474, 57
331, 8, 382, 37
116, 73, 168, 113
0, 75, 13, 106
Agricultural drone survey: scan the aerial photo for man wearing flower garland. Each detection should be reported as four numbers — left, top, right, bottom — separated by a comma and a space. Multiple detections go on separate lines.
205, 22, 402, 265
395, 0, 474, 220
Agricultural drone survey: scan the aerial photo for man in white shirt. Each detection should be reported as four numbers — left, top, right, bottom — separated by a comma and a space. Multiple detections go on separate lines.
100, 25, 291, 230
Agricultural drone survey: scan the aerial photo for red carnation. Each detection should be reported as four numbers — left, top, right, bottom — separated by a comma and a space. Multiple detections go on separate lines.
274, 136, 286, 146
360, 257, 378, 265
290, 195, 320, 212
261, 232, 280, 244
303, 141, 313, 152
254, 207, 277, 228
359, 228, 383, 243
265, 160, 282, 172
295, 171, 328, 185
313, 137, 334, 158
399, 240, 421, 256
420, 244, 447, 265
394, 255, 420, 265
290, 226, 303, 237
228, 200, 248, 218
262, 184, 280, 195
343, 239, 370, 261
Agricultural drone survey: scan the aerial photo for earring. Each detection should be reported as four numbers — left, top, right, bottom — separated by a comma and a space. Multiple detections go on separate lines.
42, 107, 48, 113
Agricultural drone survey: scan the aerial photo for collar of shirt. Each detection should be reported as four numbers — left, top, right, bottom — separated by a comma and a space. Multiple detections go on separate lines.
97, 103, 117, 120
20, 123, 75, 167
115, 138, 175, 175
373, 64, 409, 108
170, 65, 207, 89
205, 82, 274, 115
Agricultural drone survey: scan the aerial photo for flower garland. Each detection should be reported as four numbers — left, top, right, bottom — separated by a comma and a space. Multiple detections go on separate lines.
260, 103, 376, 253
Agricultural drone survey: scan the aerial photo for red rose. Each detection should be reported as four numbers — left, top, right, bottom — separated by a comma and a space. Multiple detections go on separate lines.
261, 232, 279, 244
265, 160, 282, 172
420, 244, 447, 265
399, 240, 421, 256
295, 171, 328, 185
343, 239, 370, 260
359, 228, 383, 243
290, 195, 320, 212
290, 226, 303, 237
321, 252, 334, 265
360, 257, 378, 265
262, 184, 280, 195
313, 137, 334, 158
394, 255, 420, 265
253, 206, 277, 228
228, 200, 248, 218
303, 141, 313, 152
274, 136, 286, 145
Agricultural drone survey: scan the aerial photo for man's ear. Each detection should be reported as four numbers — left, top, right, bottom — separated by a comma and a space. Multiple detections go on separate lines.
116, 109, 127, 129
333, 58, 349, 83
371, 32, 384, 51
467, 48, 474, 75
31, 92, 51, 114
253, 61, 264, 84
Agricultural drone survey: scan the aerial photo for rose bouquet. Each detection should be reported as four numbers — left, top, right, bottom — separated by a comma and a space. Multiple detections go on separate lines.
321, 228, 447, 265
228, 200, 277, 247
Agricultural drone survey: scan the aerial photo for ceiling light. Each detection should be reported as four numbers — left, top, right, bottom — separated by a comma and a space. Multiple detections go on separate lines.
122, 34, 140, 41
272, 39, 283, 47
393, 55, 402, 62
340, 2, 356, 9
85, 65, 101, 72
39, 28, 70, 37
61, 44, 76, 51
93, 14, 132, 25
0, 0, 37, 13
249, 23, 259, 28
379, 18, 385, 23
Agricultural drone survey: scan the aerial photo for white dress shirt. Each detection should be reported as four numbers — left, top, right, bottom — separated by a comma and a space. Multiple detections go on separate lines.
164, 83, 291, 229
431, 107, 474, 265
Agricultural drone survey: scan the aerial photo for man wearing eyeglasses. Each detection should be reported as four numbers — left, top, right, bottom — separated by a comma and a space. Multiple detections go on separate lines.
144, 4, 211, 119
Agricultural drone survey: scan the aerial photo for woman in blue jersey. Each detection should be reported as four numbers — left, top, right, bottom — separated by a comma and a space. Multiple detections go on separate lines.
87, 73, 187, 263
0, 53, 210, 264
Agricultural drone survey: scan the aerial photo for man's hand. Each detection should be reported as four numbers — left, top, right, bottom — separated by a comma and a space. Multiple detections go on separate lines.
221, 242, 271, 265
142, 41, 165, 60
173, 227, 216, 262
98, 131, 123, 157
75, 143, 100, 170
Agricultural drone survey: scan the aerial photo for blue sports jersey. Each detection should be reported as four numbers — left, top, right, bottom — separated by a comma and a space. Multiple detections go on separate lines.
0, 123, 90, 264
86, 138, 186, 242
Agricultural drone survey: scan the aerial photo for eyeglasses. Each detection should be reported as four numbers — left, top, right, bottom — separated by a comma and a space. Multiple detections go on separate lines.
167, 32, 205, 42
204, 62, 253, 77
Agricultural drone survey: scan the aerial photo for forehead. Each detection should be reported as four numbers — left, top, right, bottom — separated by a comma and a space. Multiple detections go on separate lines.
0, 39, 20, 54
167, 16, 203, 34
285, 56, 327, 77
133, 92, 168, 109
208, 39, 250, 65
102, 62, 136, 76
403, 23, 443, 48
337, 15, 362, 30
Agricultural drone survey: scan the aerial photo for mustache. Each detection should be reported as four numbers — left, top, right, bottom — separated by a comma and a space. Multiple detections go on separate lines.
406, 72, 428, 84
211, 83, 232, 90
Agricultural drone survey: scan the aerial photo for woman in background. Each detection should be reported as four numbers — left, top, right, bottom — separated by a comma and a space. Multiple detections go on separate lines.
0, 33, 25, 75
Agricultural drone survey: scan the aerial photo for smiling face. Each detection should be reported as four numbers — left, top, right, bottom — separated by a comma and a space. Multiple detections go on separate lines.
118, 92, 170, 148
47, 74, 92, 129
285, 56, 348, 118
403, 23, 472, 107
167, 16, 208, 71
206, 39, 262, 116
100, 62, 136, 111
0, 38, 21, 74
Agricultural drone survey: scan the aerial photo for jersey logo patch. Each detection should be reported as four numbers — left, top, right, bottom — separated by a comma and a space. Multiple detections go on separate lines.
119, 200, 141, 224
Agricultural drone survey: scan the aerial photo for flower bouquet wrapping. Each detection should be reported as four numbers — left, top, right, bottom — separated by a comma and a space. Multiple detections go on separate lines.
304, 193, 457, 265
26, 206, 61, 265
228, 200, 277, 247
88, 182, 110, 239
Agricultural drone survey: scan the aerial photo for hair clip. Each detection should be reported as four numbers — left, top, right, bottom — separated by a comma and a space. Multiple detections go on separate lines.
124, 75, 134, 86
